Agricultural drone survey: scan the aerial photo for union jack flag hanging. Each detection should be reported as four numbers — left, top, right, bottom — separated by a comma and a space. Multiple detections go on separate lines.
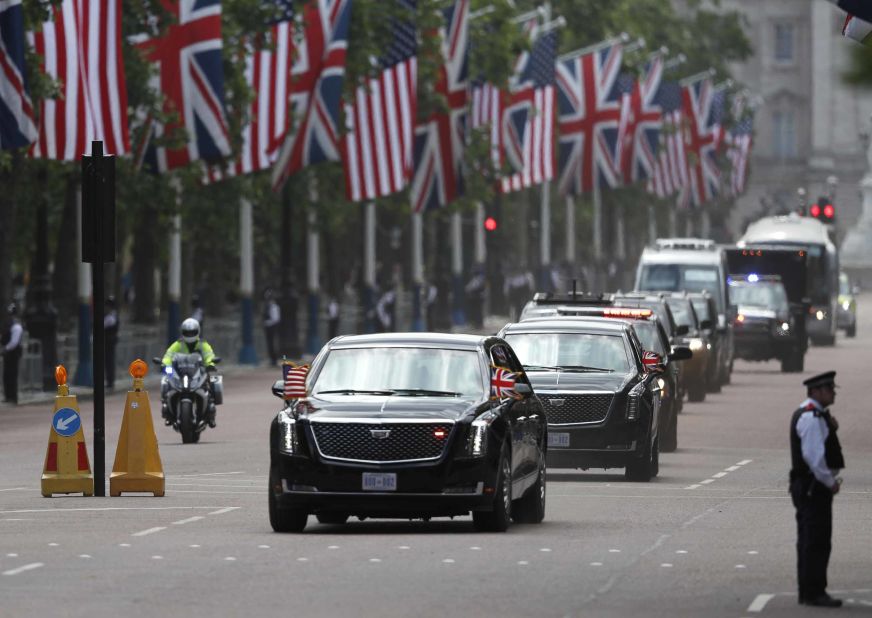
410, 0, 469, 212
498, 29, 556, 194
682, 78, 724, 208
490, 366, 518, 400
725, 98, 754, 197
556, 42, 624, 196
271, 0, 351, 191
342, 0, 417, 202
283, 362, 309, 400
646, 81, 687, 199
29, 0, 130, 160
136, 0, 231, 173
0, 0, 36, 150
616, 57, 663, 186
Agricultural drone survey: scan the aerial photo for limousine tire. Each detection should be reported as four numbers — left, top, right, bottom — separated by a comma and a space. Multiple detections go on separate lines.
473, 448, 512, 532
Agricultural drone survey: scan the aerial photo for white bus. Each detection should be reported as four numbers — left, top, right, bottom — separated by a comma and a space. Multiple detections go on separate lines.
738, 215, 839, 345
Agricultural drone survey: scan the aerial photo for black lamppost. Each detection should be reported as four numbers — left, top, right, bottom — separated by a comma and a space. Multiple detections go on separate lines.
24, 169, 58, 391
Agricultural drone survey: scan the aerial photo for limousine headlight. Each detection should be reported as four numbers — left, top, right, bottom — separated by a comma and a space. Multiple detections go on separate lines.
277, 409, 299, 455
627, 382, 646, 421
467, 411, 497, 457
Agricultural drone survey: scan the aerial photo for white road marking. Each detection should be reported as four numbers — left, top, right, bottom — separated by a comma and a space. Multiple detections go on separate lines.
151, 556, 163, 560
712, 472, 728, 478
747, 550, 758, 555
189, 545, 200, 548
608, 549, 621, 553
2, 518, 32, 521
676, 550, 688, 554
443, 559, 455, 563
369, 558, 381, 563
747, 593, 775, 612
2, 563, 44, 576
159, 490, 259, 495
258, 545, 270, 549
208, 507, 240, 516
737, 459, 753, 466
328, 546, 339, 550
726, 466, 740, 472
469, 546, 481, 551
119, 544, 130, 548
0, 506, 233, 515
6, 553, 18, 557
0, 487, 29, 492
590, 562, 603, 566
685, 484, 702, 490
518, 561, 529, 565
397, 546, 410, 550
48, 542, 58, 547
661, 563, 673, 568
176, 471, 245, 477
540, 548, 552, 552
297, 558, 308, 562
225, 557, 237, 561
79, 554, 91, 559
171, 516, 204, 526
736, 564, 746, 569
132, 527, 166, 537
699, 479, 715, 485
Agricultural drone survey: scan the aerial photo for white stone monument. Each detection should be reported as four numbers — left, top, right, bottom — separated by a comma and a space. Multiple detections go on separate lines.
840, 116, 872, 285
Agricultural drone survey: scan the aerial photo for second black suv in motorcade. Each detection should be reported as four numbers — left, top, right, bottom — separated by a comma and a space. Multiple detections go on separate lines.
499, 317, 667, 482
687, 291, 727, 392
268, 333, 547, 533
664, 293, 712, 402
729, 275, 799, 371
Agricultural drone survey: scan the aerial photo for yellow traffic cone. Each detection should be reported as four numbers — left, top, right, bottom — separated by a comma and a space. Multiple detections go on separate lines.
109, 359, 165, 497
41, 366, 94, 497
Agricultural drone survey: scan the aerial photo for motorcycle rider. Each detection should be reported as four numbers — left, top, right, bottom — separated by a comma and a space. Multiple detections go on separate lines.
161, 318, 218, 427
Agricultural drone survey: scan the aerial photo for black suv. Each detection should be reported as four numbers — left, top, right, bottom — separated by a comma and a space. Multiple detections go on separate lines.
268, 333, 547, 533
499, 317, 665, 481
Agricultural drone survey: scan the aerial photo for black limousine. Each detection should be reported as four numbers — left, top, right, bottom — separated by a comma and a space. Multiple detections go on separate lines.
268, 333, 548, 532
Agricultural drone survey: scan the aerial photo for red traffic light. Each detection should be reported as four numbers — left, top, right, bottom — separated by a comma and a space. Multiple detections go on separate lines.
484, 216, 498, 232
810, 203, 821, 218
823, 204, 835, 219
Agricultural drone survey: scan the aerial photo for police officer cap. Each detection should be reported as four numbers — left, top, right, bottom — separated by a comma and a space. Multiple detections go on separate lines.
803, 371, 837, 389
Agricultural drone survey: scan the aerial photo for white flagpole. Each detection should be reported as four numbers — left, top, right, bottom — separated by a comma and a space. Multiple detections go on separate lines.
411, 210, 424, 331
565, 195, 576, 266
306, 180, 320, 353
238, 197, 257, 364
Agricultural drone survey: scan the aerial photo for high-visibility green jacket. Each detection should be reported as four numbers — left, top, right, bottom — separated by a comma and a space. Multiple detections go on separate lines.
162, 339, 216, 368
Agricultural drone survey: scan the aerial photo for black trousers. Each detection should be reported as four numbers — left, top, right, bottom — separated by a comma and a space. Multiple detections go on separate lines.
791, 478, 833, 600
264, 325, 279, 365
3, 349, 21, 403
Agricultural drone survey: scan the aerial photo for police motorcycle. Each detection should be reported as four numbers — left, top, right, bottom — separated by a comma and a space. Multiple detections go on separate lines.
152, 354, 223, 443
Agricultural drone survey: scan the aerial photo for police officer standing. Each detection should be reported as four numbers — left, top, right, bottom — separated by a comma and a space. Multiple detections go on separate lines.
790, 371, 845, 608
2, 303, 23, 404
262, 289, 281, 366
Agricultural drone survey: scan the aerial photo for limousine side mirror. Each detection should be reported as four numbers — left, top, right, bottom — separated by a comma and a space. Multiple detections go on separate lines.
514, 383, 533, 397
675, 324, 689, 337
271, 379, 285, 399
668, 346, 693, 362
700, 319, 713, 330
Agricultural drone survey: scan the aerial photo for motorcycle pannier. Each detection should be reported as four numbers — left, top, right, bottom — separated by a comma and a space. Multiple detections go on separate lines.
210, 375, 224, 405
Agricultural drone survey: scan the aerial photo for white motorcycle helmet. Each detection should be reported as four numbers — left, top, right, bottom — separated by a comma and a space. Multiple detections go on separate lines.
181, 318, 200, 344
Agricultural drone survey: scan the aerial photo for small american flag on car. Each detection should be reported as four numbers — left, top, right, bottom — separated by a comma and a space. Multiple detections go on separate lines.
282, 362, 310, 400
490, 366, 518, 400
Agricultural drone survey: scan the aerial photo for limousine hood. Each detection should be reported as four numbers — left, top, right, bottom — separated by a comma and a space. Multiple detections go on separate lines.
525, 371, 631, 393
303, 394, 481, 421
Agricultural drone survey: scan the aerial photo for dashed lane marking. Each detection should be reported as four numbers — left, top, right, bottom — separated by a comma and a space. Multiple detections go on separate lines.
152, 556, 163, 560
608, 549, 621, 553
747, 594, 775, 613
369, 558, 381, 563
132, 527, 166, 537
687, 459, 755, 489
699, 479, 715, 485
2, 563, 44, 576
79, 554, 91, 559
590, 562, 603, 566
660, 563, 673, 568
0, 506, 236, 515
735, 564, 746, 569
685, 484, 702, 490
208, 507, 240, 516
712, 472, 727, 478
469, 546, 481, 551
726, 466, 740, 472
675, 550, 688, 554
119, 544, 130, 548
189, 545, 200, 548
540, 548, 552, 552
6, 553, 18, 557
0, 488, 29, 492
737, 460, 753, 466
48, 543, 58, 547
258, 545, 270, 549
171, 516, 204, 526
747, 550, 758, 555
328, 545, 339, 550
175, 471, 246, 478
443, 559, 455, 564
518, 561, 529, 565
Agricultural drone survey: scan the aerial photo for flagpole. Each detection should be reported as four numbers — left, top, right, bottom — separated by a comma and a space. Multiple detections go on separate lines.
411, 211, 424, 331
238, 197, 258, 364
557, 33, 630, 63
167, 178, 182, 345
593, 181, 603, 291
664, 54, 687, 71
306, 178, 320, 354
363, 202, 376, 333
540, 181, 552, 290
565, 195, 576, 269
679, 68, 716, 87
451, 211, 466, 325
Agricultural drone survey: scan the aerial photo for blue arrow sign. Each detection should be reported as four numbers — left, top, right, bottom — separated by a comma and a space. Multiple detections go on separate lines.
52, 408, 81, 437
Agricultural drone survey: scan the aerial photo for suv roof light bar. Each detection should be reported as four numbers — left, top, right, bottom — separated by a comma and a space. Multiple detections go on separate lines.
654, 238, 716, 251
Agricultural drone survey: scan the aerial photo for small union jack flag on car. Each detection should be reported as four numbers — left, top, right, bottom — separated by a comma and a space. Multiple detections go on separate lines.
490, 366, 518, 400
641, 351, 661, 370
282, 363, 310, 400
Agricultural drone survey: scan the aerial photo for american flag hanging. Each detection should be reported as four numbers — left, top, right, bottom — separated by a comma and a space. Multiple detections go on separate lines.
682, 78, 724, 208
283, 363, 309, 400
646, 81, 688, 199
725, 98, 753, 198
409, 0, 469, 212
499, 29, 556, 194
490, 366, 518, 400
616, 57, 663, 186
270, 0, 351, 190
29, 0, 130, 160
136, 0, 230, 173
342, 0, 417, 202
556, 42, 624, 196
0, 0, 37, 150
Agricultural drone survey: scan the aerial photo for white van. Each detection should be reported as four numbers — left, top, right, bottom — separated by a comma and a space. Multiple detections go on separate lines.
634, 238, 734, 385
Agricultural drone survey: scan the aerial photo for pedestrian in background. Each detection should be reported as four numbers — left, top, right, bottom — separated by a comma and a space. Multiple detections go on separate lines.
465, 267, 486, 330
104, 297, 119, 389
790, 371, 845, 608
376, 283, 397, 333
262, 289, 281, 366
327, 294, 340, 340
2, 303, 23, 404
191, 294, 204, 334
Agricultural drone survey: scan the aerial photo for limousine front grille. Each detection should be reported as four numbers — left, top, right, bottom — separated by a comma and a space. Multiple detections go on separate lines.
540, 393, 614, 425
310, 421, 454, 463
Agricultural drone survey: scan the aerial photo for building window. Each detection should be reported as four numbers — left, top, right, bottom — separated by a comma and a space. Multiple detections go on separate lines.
773, 110, 797, 159
774, 23, 795, 63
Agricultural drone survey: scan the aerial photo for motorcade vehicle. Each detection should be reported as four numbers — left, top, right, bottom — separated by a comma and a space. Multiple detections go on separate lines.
498, 316, 669, 481
686, 291, 725, 391
267, 333, 547, 533
738, 215, 839, 346
837, 272, 857, 338
152, 354, 223, 444
725, 245, 810, 372
634, 238, 735, 386
517, 293, 687, 445
664, 293, 711, 402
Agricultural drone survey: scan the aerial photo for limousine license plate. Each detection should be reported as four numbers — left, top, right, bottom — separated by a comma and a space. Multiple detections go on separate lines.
362, 472, 397, 491
548, 432, 570, 448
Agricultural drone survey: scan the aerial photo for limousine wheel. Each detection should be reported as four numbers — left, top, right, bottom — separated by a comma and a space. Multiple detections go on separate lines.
473, 448, 512, 532
513, 454, 546, 524
269, 483, 308, 533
